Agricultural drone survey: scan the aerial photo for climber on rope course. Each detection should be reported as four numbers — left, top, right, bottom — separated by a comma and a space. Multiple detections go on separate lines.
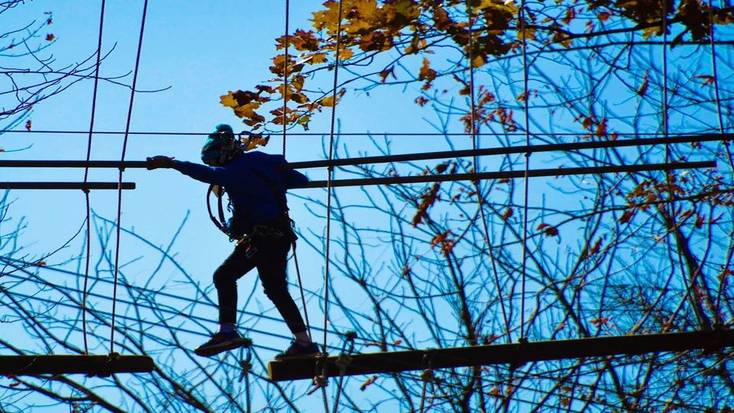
146, 124, 319, 358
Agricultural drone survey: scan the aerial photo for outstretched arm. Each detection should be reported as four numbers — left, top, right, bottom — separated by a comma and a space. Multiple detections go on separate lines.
146, 156, 230, 185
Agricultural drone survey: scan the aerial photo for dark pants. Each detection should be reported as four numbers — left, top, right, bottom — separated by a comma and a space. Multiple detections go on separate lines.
213, 236, 307, 334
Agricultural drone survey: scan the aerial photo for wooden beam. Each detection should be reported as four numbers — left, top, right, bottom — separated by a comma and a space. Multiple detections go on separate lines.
294, 161, 715, 189
287, 134, 732, 169
0, 182, 136, 190
268, 329, 734, 381
0, 354, 154, 376
0, 134, 728, 171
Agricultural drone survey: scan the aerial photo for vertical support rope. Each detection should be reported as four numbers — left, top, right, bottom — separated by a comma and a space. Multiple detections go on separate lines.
708, 1, 734, 171
710, 0, 732, 314
321, 2, 345, 410
519, 0, 531, 342
81, 0, 107, 355
110, 0, 149, 353
282, 0, 290, 156
323, 0, 344, 353
281, 0, 312, 340
467, 4, 511, 343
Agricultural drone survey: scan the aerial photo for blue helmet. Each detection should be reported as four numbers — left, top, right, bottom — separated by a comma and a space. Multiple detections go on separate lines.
201, 124, 242, 166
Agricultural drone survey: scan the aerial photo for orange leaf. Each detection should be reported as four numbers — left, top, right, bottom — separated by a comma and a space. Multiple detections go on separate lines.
501, 207, 513, 221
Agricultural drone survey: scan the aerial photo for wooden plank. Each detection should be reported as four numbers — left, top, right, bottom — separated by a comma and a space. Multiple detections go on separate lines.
0, 182, 136, 190
0, 354, 154, 376
268, 329, 734, 381
0, 134, 729, 171
295, 161, 716, 189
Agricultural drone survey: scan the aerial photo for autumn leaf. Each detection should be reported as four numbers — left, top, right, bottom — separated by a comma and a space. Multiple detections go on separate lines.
590, 317, 610, 326
45, 33, 55, 41
360, 375, 378, 391
413, 182, 441, 227
310, 53, 328, 65
637, 72, 649, 96
338, 48, 354, 60
25, 120, 32, 131
501, 207, 513, 221
234, 101, 261, 118
517, 27, 536, 41
619, 209, 636, 224
537, 223, 559, 237
321, 95, 336, 107
597, 11, 611, 22
471, 54, 486, 68
562, 7, 575, 25
379, 66, 395, 83
220, 93, 238, 108
418, 58, 437, 82
595, 118, 607, 137
695, 75, 715, 85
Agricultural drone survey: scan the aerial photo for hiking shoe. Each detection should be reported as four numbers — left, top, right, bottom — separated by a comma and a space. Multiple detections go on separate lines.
194, 331, 250, 357
275, 340, 320, 359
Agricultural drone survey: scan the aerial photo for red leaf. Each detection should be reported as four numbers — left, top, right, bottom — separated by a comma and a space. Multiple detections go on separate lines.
45, 33, 55, 41
360, 375, 378, 391
501, 208, 513, 221
637, 73, 649, 96
695, 75, 715, 85
537, 223, 559, 237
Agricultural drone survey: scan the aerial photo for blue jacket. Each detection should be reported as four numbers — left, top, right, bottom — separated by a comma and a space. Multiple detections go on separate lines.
172, 151, 308, 232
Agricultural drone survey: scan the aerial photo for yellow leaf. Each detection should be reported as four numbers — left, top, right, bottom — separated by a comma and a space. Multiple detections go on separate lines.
310, 53, 328, 64
338, 48, 353, 60
220, 92, 238, 108
471, 54, 486, 68
234, 101, 261, 118
321, 95, 336, 107
517, 27, 536, 41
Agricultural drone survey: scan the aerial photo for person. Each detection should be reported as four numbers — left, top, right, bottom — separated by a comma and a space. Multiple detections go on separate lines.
146, 124, 319, 358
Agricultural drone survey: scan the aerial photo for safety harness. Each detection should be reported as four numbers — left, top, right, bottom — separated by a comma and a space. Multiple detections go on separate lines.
206, 168, 293, 243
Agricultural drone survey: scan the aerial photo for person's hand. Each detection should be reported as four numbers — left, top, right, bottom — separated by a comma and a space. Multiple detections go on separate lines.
146, 156, 175, 170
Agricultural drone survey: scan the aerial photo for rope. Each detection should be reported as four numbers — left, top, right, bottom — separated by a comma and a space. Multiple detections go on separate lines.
322, 0, 344, 356
708, 0, 733, 172
81, 0, 106, 355
331, 332, 355, 413
291, 242, 312, 339
711, 0, 732, 314
282, 0, 290, 156
238, 345, 253, 413
519, 0, 531, 342
467, 2, 511, 343
110, 0, 149, 353
321, 2, 344, 410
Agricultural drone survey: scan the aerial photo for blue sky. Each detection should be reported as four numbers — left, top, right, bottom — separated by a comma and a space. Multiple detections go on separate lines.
2, 0, 449, 369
